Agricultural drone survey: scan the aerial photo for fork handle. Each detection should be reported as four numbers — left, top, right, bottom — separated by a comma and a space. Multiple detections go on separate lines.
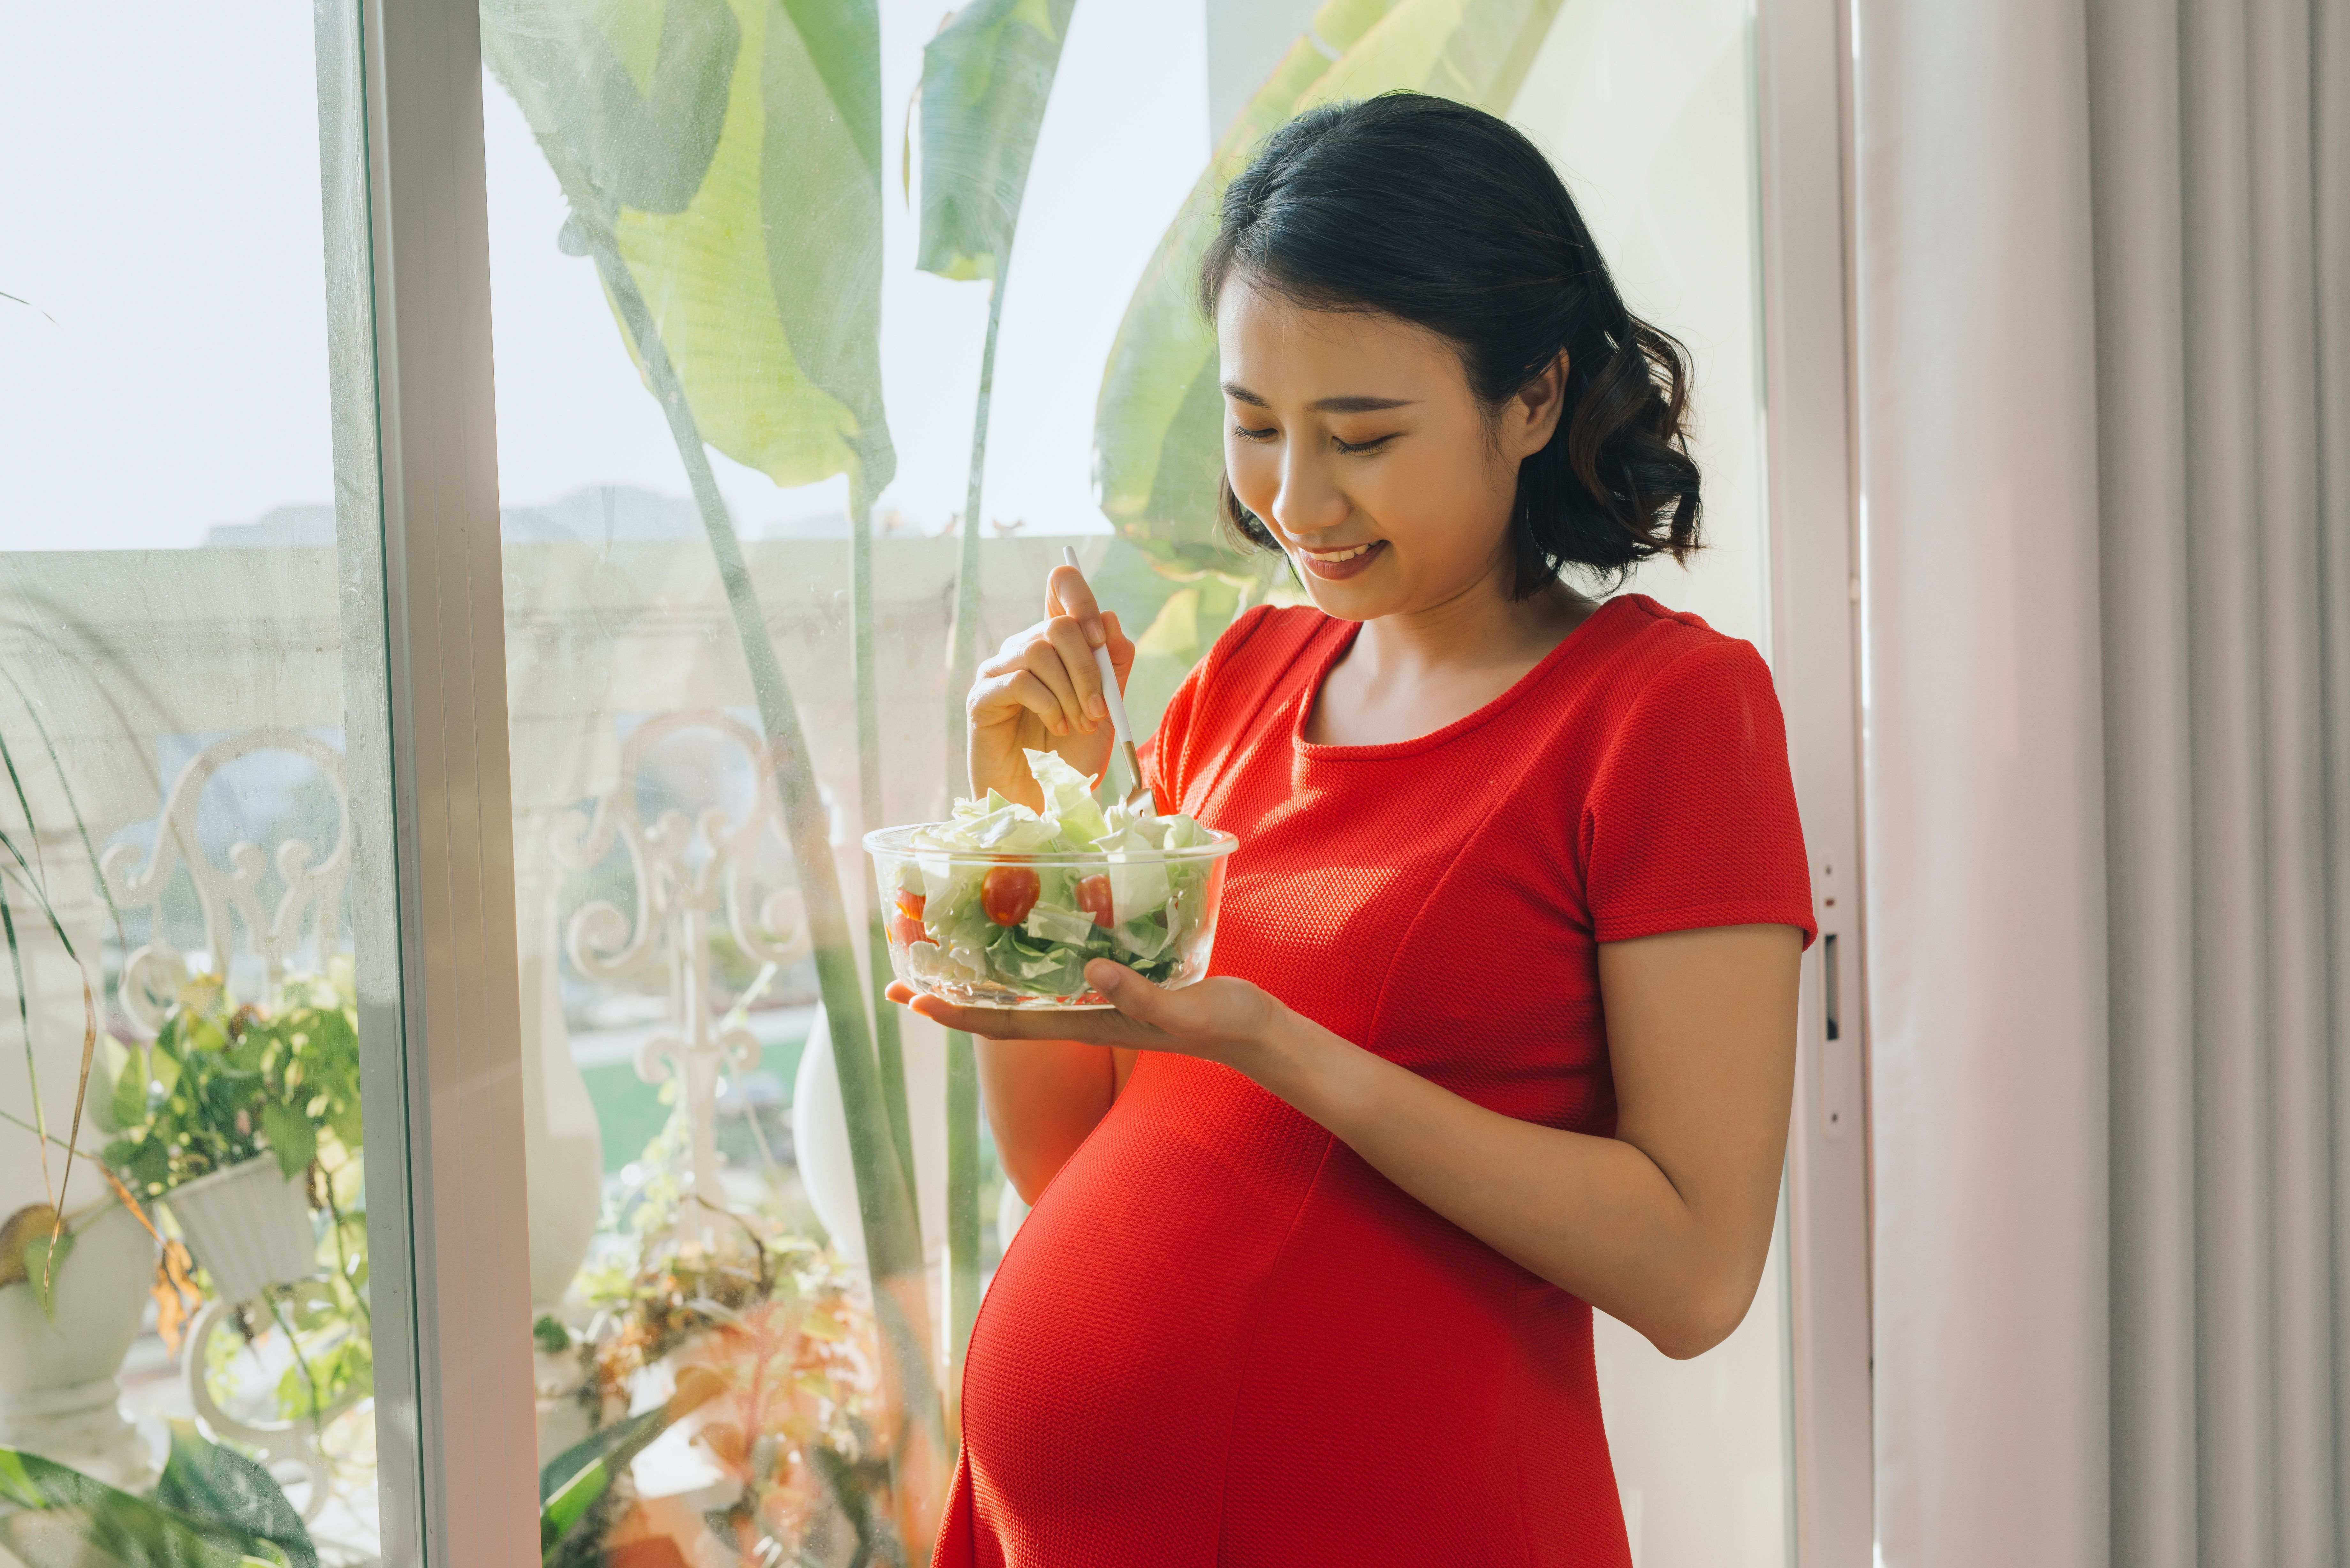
1120, 738, 1149, 807
1089, 641, 1134, 748
1065, 546, 1148, 803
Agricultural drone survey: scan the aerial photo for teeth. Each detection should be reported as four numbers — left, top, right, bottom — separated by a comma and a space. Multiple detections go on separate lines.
1300, 542, 1375, 562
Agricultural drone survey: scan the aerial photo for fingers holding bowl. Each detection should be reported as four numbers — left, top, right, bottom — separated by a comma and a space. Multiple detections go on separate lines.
891, 985, 1157, 1047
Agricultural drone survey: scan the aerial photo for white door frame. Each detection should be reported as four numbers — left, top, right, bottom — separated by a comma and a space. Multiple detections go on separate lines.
1756, 0, 1874, 1562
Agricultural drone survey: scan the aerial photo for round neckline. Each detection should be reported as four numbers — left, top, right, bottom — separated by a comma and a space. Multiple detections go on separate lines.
1289, 593, 1642, 760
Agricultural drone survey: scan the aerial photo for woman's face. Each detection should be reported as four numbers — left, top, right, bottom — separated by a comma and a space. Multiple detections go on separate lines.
1216, 274, 1565, 622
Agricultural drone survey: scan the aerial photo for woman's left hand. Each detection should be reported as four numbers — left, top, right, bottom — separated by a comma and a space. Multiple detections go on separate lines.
888, 961, 1293, 1080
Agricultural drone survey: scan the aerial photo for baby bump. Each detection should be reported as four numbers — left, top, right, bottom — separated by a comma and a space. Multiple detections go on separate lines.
957, 1056, 1621, 1564
955, 1056, 1335, 1560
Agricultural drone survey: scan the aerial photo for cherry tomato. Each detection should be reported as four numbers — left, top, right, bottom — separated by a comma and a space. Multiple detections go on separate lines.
888, 911, 932, 948
981, 865, 1041, 927
894, 887, 925, 921
1075, 875, 1114, 928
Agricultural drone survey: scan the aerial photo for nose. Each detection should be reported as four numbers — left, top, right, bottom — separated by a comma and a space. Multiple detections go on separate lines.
1270, 444, 1350, 542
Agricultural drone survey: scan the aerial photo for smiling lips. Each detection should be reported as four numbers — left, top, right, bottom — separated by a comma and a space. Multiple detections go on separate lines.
1292, 538, 1388, 579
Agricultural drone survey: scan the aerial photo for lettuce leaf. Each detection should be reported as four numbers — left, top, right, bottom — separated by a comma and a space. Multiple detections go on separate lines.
897, 749, 1215, 997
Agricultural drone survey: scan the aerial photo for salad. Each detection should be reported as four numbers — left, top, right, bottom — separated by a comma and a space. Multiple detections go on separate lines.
875, 751, 1227, 1003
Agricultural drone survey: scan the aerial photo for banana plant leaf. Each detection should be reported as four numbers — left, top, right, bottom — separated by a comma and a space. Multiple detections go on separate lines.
482, 0, 894, 499
0, 1425, 315, 1568
915, 0, 1077, 282
1092, 0, 1565, 575
478, 0, 735, 214
482, 0, 926, 1266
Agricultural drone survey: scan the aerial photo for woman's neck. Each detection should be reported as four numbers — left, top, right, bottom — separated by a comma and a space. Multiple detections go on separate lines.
1306, 570, 1596, 747
1350, 571, 1589, 684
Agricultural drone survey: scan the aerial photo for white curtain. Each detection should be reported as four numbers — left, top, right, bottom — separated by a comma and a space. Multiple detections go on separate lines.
1855, 0, 2350, 1562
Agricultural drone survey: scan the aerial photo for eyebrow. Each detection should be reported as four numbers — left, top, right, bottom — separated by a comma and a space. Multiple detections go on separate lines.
1221, 382, 1417, 414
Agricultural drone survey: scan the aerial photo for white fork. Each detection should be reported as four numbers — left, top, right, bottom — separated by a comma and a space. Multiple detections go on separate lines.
1062, 546, 1152, 812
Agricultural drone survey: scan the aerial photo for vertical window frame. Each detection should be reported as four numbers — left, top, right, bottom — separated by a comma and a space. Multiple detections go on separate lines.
1756, 0, 1876, 1561
334, 1, 542, 1561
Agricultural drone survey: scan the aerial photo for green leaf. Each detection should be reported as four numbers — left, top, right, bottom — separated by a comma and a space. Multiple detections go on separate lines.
156, 1421, 317, 1568
270, 1340, 367, 1422
482, 0, 896, 501
0, 1444, 289, 1568
127, 1139, 169, 1192
1092, 0, 1565, 573
326, 1098, 362, 1153
148, 1040, 181, 1099
483, 0, 738, 214
539, 1367, 724, 1559
915, 0, 1077, 282
258, 1104, 315, 1181
91, 1036, 129, 1135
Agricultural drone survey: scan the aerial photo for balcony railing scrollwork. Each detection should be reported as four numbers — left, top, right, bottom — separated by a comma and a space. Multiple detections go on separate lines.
553, 708, 812, 1209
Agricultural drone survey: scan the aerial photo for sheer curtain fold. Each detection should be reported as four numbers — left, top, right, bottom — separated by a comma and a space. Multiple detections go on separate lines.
2324, 0, 2350, 1539
1854, 1, 2111, 1561
1860, 0, 2348, 1561
2086, 0, 2195, 1561
2242, 0, 2333, 1557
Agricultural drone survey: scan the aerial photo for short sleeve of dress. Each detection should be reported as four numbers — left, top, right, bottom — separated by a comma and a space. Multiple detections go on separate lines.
1580, 638, 1817, 948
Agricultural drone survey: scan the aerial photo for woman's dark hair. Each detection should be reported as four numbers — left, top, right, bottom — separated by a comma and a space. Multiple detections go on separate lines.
1199, 93, 1700, 596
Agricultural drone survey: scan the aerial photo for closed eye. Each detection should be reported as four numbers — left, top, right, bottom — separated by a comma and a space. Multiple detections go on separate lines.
1231, 423, 1278, 442
1334, 433, 1396, 455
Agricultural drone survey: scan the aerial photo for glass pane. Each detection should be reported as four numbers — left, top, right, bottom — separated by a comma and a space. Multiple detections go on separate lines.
0, 2, 404, 1560
483, 3, 1785, 1564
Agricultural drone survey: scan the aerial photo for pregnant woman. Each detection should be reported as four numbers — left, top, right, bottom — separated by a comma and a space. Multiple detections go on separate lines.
898, 93, 1814, 1566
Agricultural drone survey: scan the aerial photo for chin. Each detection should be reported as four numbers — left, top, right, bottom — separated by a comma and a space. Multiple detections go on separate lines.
1285, 545, 1398, 616
1292, 570, 1381, 622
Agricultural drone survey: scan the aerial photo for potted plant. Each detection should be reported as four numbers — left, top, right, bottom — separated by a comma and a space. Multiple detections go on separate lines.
0, 743, 161, 1489
103, 969, 363, 1306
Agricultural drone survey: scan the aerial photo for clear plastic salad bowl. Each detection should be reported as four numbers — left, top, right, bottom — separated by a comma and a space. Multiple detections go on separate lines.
863, 757, 1238, 1010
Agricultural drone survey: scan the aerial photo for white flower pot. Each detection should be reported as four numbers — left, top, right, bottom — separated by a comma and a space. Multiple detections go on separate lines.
0, 1201, 159, 1491
164, 1157, 316, 1304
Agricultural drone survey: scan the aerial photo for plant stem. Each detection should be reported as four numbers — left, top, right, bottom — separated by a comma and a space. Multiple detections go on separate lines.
938, 264, 1011, 1394
322, 1173, 371, 1329
944, 264, 1009, 794
264, 1292, 326, 1431
850, 490, 921, 1213
945, 1034, 978, 1391
580, 224, 943, 1451
0, 878, 51, 1210
0, 665, 131, 953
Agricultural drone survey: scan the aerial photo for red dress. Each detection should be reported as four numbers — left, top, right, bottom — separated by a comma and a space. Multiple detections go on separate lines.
935, 595, 1816, 1567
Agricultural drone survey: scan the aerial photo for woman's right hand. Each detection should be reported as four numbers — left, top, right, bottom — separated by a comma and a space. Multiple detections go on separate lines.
967, 562, 1135, 810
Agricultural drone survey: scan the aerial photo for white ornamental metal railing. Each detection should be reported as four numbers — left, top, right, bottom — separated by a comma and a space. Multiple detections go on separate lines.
552, 708, 812, 1208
